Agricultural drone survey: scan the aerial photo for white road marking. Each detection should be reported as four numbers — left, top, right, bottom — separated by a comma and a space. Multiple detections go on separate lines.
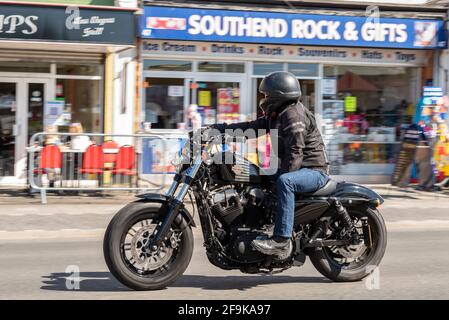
0, 228, 106, 241
0, 220, 446, 241
387, 220, 449, 231
0, 202, 447, 217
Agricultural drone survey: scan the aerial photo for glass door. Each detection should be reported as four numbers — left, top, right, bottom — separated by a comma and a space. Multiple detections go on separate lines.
0, 81, 17, 178
190, 76, 246, 126
0, 77, 50, 183
28, 82, 46, 140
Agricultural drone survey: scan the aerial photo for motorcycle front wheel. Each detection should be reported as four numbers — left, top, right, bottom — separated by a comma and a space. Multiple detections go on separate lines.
308, 206, 387, 282
103, 202, 194, 291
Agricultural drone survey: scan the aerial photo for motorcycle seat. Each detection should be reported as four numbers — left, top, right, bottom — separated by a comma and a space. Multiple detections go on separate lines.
302, 179, 339, 196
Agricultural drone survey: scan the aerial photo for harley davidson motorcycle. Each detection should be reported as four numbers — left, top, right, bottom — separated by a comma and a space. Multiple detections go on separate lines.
103, 129, 387, 290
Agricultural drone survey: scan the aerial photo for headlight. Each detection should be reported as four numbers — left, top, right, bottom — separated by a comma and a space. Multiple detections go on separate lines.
172, 140, 190, 173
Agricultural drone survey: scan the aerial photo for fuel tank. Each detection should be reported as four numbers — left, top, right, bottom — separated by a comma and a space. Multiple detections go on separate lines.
209, 151, 268, 185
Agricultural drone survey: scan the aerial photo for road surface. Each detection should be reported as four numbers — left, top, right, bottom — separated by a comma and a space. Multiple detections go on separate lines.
0, 197, 448, 299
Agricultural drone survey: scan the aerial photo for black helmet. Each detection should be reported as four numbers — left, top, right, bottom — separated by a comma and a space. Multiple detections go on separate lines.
259, 71, 301, 113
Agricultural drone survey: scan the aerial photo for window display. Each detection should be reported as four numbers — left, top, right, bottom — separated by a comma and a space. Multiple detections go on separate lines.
322, 66, 420, 175
192, 82, 241, 125
144, 78, 185, 129
56, 79, 102, 133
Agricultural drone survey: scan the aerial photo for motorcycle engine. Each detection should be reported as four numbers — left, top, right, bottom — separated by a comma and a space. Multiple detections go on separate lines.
209, 186, 273, 264
209, 187, 244, 226
230, 229, 268, 263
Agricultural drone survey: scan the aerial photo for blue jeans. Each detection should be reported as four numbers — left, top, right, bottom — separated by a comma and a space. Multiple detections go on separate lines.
273, 168, 329, 238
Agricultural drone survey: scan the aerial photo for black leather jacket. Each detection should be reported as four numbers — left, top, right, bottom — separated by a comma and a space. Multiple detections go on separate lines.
213, 101, 329, 173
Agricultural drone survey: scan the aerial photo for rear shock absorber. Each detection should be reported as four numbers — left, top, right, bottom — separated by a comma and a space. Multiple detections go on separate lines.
334, 200, 354, 233
361, 217, 373, 248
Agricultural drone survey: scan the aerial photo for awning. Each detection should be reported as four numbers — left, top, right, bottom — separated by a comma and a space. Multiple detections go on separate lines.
338, 71, 379, 92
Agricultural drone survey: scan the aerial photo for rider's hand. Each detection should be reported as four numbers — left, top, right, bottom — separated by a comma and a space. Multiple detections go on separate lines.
202, 124, 224, 142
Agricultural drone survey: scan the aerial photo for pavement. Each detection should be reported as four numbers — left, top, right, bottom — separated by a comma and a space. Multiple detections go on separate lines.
0, 185, 448, 299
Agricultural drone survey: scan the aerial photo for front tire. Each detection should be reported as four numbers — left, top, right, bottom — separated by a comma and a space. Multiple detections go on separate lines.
308, 206, 387, 282
103, 201, 194, 290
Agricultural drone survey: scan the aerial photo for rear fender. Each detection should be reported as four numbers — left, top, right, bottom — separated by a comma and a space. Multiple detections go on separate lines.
333, 182, 384, 208
135, 192, 196, 227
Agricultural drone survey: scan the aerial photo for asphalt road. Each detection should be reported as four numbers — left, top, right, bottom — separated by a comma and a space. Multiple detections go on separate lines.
0, 198, 448, 299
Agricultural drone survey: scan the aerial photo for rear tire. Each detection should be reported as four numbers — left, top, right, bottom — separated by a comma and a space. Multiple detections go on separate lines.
308, 206, 387, 282
103, 201, 194, 290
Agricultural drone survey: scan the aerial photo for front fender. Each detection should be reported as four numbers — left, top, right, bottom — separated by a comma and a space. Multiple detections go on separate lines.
135, 192, 196, 227
334, 182, 384, 207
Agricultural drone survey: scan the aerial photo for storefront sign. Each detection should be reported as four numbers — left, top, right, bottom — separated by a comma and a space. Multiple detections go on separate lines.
0, 4, 135, 44
141, 137, 185, 174
140, 6, 446, 49
422, 86, 443, 104
142, 40, 428, 66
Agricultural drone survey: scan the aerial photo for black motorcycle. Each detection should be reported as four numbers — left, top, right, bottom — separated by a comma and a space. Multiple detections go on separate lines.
103, 130, 387, 290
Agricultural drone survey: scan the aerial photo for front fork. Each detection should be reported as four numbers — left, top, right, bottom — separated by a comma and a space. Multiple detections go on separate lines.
147, 156, 203, 251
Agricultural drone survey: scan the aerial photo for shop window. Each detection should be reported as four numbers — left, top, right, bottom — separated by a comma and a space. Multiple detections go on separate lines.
198, 62, 244, 73
253, 62, 284, 76
57, 64, 101, 76
144, 78, 185, 129
191, 82, 241, 125
321, 65, 420, 175
55, 79, 102, 133
288, 63, 319, 78
0, 62, 50, 73
254, 78, 315, 116
144, 60, 192, 72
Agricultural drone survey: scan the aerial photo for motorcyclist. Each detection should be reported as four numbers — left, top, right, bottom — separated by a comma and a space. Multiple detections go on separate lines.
208, 71, 330, 258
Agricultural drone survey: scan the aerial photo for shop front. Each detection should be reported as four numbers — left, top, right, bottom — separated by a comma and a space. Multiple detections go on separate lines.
0, 2, 136, 185
138, 5, 446, 182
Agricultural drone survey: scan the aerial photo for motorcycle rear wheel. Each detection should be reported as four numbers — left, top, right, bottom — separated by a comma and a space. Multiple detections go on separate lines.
103, 202, 194, 291
308, 206, 387, 282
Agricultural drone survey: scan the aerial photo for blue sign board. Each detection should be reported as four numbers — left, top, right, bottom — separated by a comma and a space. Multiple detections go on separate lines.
139, 6, 446, 49
141, 137, 186, 174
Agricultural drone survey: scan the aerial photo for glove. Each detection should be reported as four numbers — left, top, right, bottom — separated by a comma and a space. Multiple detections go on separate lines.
202, 124, 225, 142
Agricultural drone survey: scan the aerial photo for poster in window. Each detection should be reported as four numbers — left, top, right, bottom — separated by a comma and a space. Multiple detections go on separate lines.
168, 85, 184, 97
44, 100, 66, 127
344, 96, 357, 112
198, 90, 211, 107
322, 78, 337, 96
217, 87, 240, 123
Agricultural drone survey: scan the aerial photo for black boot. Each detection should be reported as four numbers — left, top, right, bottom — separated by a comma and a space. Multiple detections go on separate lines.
251, 236, 292, 259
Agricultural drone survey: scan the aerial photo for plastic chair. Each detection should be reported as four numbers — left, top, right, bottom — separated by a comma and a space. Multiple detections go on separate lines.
111, 145, 137, 188
34, 144, 62, 174
111, 145, 136, 175
80, 144, 104, 174
102, 140, 119, 164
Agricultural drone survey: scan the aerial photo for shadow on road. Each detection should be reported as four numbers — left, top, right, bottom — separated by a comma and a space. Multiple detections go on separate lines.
173, 274, 330, 291
41, 272, 130, 292
41, 272, 328, 292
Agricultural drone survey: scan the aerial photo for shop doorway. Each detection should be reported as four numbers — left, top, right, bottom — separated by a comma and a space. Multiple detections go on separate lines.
189, 76, 246, 127
0, 77, 50, 184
